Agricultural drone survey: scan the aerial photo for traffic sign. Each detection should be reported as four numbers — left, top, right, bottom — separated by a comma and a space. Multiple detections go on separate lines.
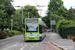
51, 20, 56, 25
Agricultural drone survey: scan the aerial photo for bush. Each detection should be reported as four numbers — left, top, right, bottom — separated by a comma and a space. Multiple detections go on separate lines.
4, 29, 13, 37
56, 19, 75, 29
0, 29, 2, 31
0, 31, 7, 39
4, 29, 10, 33
4, 29, 21, 36
20, 28, 24, 33
7, 31, 13, 37
11, 30, 20, 35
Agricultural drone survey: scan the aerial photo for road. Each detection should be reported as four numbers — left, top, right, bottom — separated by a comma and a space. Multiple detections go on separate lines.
0, 32, 75, 50
0, 32, 50, 50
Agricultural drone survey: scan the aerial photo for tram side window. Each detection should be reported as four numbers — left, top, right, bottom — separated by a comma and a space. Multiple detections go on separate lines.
42, 26, 46, 32
42, 26, 44, 33
39, 25, 42, 33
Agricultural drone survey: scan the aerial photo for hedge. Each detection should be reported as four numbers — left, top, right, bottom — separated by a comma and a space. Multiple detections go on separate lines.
56, 19, 75, 29
4, 29, 20, 37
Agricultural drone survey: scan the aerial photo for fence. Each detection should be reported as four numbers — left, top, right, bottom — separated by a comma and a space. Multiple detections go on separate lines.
57, 27, 75, 38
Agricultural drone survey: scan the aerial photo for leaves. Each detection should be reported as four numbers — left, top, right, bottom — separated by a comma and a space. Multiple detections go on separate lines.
48, 0, 63, 12
0, 0, 15, 30
12, 9, 22, 29
23, 5, 39, 18
56, 19, 75, 29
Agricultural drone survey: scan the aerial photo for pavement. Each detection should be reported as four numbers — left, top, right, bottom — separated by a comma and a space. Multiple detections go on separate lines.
49, 32, 75, 50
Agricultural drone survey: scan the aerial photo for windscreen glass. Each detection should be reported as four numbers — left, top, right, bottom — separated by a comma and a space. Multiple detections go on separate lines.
26, 19, 38, 32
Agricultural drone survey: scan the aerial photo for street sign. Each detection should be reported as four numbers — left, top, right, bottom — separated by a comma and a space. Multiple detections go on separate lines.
51, 20, 56, 25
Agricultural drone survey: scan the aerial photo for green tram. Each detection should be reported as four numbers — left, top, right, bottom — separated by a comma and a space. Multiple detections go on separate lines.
24, 18, 47, 41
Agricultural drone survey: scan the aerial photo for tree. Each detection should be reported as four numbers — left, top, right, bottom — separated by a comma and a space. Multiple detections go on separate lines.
12, 9, 22, 30
0, 0, 15, 30
55, 7, 68, 19
0, 0, 7, 4
49, 11, 64, 22
42, 16, 50, 28
48, 0, 63, 12
42, 11, 64, 28
4, 0, 15, 28
0, 9, 7, 30
67, 7, 75, 20
46, 0, 64, 27
23, 5, 39, 18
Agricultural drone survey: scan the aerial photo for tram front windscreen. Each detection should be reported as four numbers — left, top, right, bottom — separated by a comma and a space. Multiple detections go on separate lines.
26, 19, 38, 32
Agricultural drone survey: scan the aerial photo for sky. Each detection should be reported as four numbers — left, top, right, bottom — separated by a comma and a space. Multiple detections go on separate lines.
12, 0, 75, 17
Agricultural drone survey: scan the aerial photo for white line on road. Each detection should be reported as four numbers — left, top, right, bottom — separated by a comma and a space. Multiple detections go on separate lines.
1, 43, 18, 50
20, 47, 24, 50
29, 43, 37, 50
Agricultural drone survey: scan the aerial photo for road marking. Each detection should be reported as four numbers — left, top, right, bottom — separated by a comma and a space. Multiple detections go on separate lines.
29, 43, 37, 50
20, 47, 24, 50
2, 43, 18, 50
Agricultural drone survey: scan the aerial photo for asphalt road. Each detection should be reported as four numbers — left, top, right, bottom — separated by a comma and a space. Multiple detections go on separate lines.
1, 32, 75, 50
0, 32, 50, 50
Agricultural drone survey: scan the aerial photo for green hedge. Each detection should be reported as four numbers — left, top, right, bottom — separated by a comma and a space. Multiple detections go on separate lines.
56, 19, 75, 38
8, 31, 13, 37
56, 19, 75, 29
4, 29, 20, 37
11, 30, 20, 35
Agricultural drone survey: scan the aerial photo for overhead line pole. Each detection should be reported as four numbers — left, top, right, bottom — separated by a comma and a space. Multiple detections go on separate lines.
22, 7, 23, 25
15, 6, 24, 26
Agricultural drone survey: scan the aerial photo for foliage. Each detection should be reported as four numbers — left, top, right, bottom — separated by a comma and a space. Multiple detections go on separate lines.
73, 17, 75, 22
55, 7, 75, 20
20, 28, 25, 33
54, 7, 68, 19
48, 0, 63, 12
4, 29, 10, 33
7, 31, 13, 37
42, 11, 64, 28
42, 16, 50, 28
0, 0, 7, 4
11, 30, 20, 35
12, 9, 23, 32
0, 28, 2, 31
4, 29, 13, 37
46, 0, 75, 28
0, 31, 7, 39
0, 9, 7, 30
49, 11, 64, 22
56, 19, 75, 29
23, 5, 39, 18
4, 29, 20, 37
0, 0, 15, 30
67, 7, 75, 20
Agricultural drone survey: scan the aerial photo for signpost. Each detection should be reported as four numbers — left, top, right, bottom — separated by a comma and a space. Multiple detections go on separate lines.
50, 20, 56, 28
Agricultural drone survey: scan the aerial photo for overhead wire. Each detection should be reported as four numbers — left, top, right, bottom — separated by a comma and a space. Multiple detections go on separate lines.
34, 0, 39, 5
33, 0, 38, 5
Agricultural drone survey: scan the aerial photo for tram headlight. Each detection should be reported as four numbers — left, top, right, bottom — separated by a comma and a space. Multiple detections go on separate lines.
35, 34, 38, 37
25, 34, 29, 37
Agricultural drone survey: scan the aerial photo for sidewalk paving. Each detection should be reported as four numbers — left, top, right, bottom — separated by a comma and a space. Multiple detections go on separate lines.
49, 32, 75, 50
